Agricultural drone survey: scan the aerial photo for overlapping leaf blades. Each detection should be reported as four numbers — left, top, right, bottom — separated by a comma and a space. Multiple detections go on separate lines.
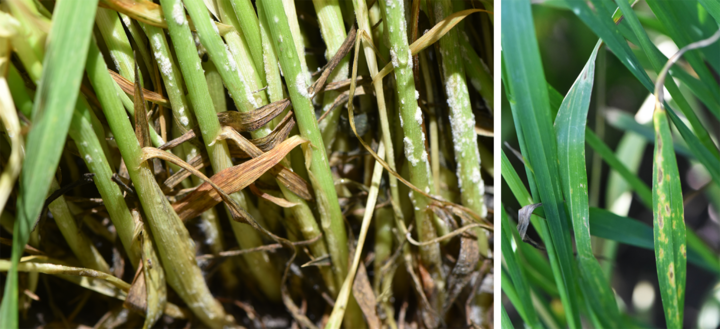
502, 0, 581, 327
554, 41, 620, 327
503, 0, 720, 327
0, 1, 99, 326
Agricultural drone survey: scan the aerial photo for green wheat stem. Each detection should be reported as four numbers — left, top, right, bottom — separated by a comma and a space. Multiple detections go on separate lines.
431, 0, 488, 256
161, 0, 282, 301
259, 0, 351, 301
217, 0, 338, 296
86, 40, 233, 328
379, 0, 445, 314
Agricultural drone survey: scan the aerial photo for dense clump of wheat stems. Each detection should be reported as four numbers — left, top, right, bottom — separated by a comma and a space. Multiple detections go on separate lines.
0, 0, 493, 327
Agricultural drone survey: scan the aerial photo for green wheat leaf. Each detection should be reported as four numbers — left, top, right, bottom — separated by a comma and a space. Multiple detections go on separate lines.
501, 2, 581, 321
501, 206, 541, 328
554, 41, 620, 327
0, 1, 99, 327
652, 101, 686, 327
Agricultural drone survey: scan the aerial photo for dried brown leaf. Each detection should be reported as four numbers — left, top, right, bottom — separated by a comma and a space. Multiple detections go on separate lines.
170, 136, 307, 220
244, 111, 295, 153
217, 99, 290, 132
443, 234, 480, 315
248, 184, 298, 208
352, 263, 381, 329
123, 262, 147, 314
109, 69, 169, 107
307, 25, 357, 96
133, 59, 150, 148
162, 152, 210, 191
219, 126, 312, 200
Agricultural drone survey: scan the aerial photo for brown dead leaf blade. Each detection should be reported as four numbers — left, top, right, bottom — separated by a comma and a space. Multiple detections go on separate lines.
217, 99, 290, 132
110, 69, 169, 107
172, 136, 308, 220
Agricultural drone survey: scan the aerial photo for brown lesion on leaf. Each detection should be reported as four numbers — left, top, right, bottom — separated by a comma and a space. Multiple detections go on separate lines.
658, 167, 664, 184
668, 263, 675, 286
658, 213, 664, 229
681, 244, 686, 259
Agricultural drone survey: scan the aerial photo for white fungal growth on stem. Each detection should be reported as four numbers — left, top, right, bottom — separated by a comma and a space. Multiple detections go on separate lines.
403, 137, 418, 167
172, 2, 186, 25
390, 49, 400, 68
225, 45, 237, 71
156, 53, 173, 79
295, 71, 314, 98
415, 107, 423, 125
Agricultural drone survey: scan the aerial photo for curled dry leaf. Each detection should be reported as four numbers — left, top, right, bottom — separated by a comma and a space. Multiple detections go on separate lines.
248, 184, 298, 208
133, 59, 151, 148
242, 111, 296, 154
306, 25, 357, 96
517, 203, 545, 250
110, 69, 169, 107
171, 135, 308, 220
217, 99, 290, 132
219, 126, 312, 200
443, 234, 480, 315
162, 152, 209, 191
352, 263, 381, 329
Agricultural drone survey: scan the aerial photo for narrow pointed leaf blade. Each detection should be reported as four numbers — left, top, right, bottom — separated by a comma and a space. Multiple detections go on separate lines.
0, 1, 99, 326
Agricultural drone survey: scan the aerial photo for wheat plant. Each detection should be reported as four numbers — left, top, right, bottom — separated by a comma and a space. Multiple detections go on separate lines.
502, 0, 720, 328
0, 0, 492, 328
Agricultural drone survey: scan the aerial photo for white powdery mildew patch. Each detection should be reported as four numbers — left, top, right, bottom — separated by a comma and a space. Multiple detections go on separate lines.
399, 113, 404, 127
241, 73, 258, 108
172, 2, 186, 25
446, 75, 472, 154
110, 54, 121, 74
471, 167, 481, 184
415, 107, 423, 125
415, 90, 420, 100
225, 45, 237, 71
121, 15, 132, 28
295, 71, 314, 98
151, 34, 163, 51
193, 34, 207, 57
407, 50, 413, 69
390, 49, 399, 68
404, 137, 418, 167
85, 154, 93, 163
156, 52, 173, 80
274, 16, 279, 23
178, 106, 189, 126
